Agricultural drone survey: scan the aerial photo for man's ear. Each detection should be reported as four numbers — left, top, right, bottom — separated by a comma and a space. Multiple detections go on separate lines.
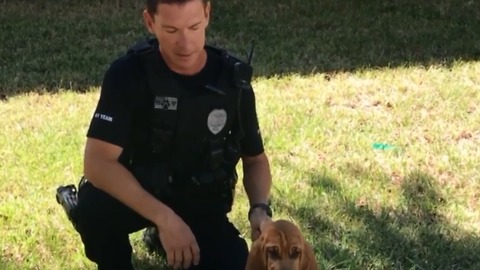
143, 9, 156, 34
204, 2, 211, 27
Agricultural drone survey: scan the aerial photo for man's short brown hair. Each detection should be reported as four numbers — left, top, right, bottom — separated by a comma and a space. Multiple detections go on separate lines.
146, 0, 209, 15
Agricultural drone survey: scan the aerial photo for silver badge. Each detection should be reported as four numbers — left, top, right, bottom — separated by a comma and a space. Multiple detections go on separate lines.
207, 109, 227, 134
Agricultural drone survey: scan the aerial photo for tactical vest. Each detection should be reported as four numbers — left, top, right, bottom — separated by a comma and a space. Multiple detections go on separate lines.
126, 38, 253, 214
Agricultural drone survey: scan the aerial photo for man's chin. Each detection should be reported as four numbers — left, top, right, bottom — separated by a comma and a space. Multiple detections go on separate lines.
175, 55, 194, 63
177, 55, 206, 71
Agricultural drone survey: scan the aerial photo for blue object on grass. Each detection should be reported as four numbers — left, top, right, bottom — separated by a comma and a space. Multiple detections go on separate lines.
372, 142, 396, 150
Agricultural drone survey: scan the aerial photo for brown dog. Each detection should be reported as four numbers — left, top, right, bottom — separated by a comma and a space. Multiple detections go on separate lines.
246, 219, 319, 270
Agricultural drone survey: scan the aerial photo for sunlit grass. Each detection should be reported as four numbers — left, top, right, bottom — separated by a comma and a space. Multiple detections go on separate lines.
1, 0, 480, 269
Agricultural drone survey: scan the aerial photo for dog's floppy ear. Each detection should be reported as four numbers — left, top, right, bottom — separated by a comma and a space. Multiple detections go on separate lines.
245, 235, 268, 270
300, 241, 319, 270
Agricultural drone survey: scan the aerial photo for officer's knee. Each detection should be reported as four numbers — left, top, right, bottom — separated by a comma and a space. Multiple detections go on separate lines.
73, 205, 102, 241
73, 188, 109, 235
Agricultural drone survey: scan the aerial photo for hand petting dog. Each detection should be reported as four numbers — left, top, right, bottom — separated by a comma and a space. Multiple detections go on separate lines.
249, 206, 273, 242
246, 219, 319, 270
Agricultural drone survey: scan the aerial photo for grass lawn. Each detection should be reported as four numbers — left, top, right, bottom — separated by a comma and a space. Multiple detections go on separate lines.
1, 0, 480, 269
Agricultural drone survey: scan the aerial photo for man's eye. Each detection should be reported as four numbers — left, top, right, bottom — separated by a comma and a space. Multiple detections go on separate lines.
163, 28, 177, 33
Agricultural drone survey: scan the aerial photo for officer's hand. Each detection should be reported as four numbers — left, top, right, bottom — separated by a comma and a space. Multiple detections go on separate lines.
156, 211, 200, 269
249, 208, 273, 242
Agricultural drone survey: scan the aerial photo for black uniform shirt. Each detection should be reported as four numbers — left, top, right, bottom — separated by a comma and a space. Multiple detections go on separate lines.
86, 45, 265, 165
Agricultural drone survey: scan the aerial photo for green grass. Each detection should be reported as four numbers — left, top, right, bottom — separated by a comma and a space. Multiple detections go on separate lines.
1, 0, 480, 269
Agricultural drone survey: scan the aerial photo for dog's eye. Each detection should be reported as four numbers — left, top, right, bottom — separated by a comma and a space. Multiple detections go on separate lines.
290, 246, 302, 258
266, 246, 281, 260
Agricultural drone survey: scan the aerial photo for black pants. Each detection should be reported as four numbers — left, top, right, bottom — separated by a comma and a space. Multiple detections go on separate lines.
73, 182, 248, 270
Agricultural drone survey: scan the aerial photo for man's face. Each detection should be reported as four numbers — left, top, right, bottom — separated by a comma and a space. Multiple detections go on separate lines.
143, 0, 210, 74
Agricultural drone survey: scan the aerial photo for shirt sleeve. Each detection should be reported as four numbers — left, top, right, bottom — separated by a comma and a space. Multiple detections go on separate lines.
86, 57, 136, 148
239, 84, 265, 156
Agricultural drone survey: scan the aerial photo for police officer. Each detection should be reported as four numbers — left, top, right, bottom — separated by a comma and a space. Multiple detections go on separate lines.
72, 0, 273, 269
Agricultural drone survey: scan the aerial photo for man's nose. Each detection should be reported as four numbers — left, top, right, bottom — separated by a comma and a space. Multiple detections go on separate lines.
176, 31, 189, 47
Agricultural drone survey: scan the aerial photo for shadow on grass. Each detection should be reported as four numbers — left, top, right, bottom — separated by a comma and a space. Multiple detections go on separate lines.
1, 0, 480, 96
0, 257, 18, 270
129, 242, 171, 270
273, 170, 480, 269
211, 0, 480, 78
133, 258, 170, 270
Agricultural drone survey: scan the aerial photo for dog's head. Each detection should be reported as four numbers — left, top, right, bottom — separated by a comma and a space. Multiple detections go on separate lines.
247, 219, 318, 270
